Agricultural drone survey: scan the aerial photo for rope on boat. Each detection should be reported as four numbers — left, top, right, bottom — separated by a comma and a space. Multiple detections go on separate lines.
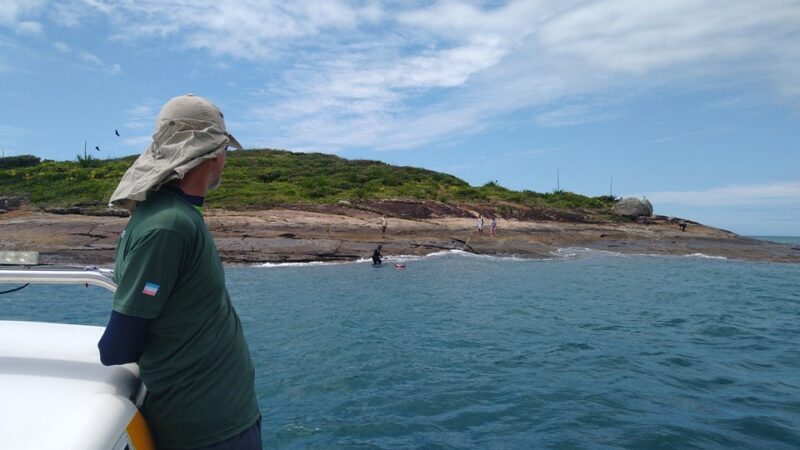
0, 283, 29, 295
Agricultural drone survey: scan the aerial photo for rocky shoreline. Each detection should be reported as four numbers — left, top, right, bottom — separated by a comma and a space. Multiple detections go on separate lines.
1, 204, 798, 266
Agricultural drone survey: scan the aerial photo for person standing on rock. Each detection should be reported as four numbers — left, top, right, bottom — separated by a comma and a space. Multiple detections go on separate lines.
490, 216, 497, 238
381, 214, 388, 235
98, 94, 261, 450
477, 215, 484, 235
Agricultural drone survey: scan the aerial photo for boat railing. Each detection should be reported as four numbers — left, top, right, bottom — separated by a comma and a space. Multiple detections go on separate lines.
0, 268, 117, 293
0, 252, 116, 293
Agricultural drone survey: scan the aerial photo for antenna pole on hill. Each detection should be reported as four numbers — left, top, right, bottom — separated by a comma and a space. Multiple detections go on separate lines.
610, 175, 613, 197
84, 140, 87, 160
556, 168, 560, 191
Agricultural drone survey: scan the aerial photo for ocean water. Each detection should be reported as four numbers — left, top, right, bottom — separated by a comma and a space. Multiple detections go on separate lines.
751, 236, 800, 246
2, 242, 800, 449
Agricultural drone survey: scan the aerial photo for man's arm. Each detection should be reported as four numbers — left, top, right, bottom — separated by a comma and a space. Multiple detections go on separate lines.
98, 311, 152, 366
99, 228, 185, 365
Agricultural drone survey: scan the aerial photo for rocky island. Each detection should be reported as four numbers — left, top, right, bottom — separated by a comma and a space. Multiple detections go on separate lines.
1, 198, 798, 266
1, 151, 798, 265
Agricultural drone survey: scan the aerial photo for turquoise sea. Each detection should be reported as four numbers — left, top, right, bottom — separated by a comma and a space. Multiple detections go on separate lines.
2, 237, 799, 449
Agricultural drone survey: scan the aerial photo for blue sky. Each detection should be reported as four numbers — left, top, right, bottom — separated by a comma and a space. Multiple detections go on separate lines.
1, 0, 798, 235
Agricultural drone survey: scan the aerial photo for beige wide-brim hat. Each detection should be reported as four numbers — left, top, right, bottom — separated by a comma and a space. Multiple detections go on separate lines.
108, 94, 242, 210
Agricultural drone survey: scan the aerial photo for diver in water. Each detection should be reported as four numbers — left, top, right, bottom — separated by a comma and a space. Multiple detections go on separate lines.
372, 245, 383, 265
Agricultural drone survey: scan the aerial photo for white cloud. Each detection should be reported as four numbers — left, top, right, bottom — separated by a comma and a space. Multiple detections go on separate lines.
238, 0, 800, 152
0, 0, 46, 26
5, 0, 800, 152
15, 21, 43, 36
538, 0, 800, 73
78, 50, 102, 65
397, 0, 545, 40
123, 135, 152, 147
77, 50, 121, 74
93, 0, 374, 59
0, 34, 16, 71
535, 102, 618, 128
627, 179, 800, 234
53, 41, 70, 53
644, 180, 800, 207
124, 102, 160, 130
48, 2, 88, 27
440, 148, 549, 173
0, 124, 29, 135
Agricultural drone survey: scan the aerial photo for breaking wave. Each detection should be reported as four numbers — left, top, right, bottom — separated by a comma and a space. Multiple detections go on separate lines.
552, 247, 728, 261
254, 248, 729, 268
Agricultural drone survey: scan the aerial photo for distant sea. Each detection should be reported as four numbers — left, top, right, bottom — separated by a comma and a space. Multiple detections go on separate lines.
2, 240, 800, 449
750, 235, 800, 246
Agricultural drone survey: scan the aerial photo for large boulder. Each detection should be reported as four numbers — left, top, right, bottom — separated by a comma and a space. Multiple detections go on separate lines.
613, 197, 653, 218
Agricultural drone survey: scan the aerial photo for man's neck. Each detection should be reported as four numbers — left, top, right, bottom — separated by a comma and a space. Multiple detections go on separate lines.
163, 184, 205, 207
172, 181, 207, 198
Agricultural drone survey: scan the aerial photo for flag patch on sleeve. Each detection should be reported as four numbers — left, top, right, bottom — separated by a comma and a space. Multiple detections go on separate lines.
142, 282, 160, 296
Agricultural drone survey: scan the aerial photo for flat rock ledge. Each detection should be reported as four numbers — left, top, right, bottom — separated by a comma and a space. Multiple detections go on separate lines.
1, 208, 798, 266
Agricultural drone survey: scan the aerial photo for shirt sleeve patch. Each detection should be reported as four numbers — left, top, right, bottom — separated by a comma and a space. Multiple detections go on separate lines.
142, 282, 160, 296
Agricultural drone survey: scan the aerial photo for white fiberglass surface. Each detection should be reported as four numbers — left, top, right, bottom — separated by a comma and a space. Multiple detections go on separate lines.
0, 321, 140, 449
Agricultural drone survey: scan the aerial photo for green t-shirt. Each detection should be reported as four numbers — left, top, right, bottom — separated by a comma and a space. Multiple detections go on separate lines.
112, 188, 260, 449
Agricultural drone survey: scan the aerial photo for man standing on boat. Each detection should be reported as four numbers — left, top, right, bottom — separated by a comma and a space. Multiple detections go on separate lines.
98, 94, 261, 449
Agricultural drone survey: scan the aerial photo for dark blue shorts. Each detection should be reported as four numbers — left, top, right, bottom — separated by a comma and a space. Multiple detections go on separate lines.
194, 417, 262, 450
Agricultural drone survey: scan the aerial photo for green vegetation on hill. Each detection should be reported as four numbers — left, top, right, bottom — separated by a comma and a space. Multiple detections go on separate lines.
0, 149, 616, 215
0, 154, 42, 169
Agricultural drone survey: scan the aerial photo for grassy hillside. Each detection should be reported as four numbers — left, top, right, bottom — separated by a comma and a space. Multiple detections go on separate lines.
0, 149, 617, 214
